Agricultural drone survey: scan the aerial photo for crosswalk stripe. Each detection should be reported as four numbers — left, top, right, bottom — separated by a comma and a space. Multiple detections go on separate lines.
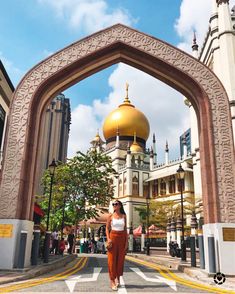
118, 276, 127, 294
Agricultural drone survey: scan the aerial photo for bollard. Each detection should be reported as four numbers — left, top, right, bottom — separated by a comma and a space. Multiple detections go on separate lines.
208, 234, 216, 273
141, 233, 145, 252
31, 230, 40, 266
43, 231, 51, 263
198, 234, 205, 269
190, 235, 196, 267
129, 234, 133, 252
17, 231, 28, 269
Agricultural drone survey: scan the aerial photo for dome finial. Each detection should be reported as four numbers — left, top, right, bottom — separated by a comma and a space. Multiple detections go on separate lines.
130, 131, 143, 153
133, 131, 137, 143
124, 82, 131, 104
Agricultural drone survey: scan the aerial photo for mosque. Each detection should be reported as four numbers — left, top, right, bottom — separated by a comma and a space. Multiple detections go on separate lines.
89, 0, 235, 234
90, 84, 196, 232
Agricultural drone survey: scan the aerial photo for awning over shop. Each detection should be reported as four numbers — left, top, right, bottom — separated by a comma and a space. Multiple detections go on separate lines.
133, 225, 143, 236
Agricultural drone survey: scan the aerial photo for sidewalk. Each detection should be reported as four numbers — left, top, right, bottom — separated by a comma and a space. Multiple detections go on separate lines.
127, 253, 235, 292
0, 254, 76, 286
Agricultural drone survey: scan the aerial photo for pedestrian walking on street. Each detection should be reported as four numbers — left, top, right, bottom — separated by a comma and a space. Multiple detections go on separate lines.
106, 200, 128, 291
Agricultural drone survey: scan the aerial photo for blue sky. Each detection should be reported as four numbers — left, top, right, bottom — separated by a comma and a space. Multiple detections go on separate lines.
1, 0, 233, 161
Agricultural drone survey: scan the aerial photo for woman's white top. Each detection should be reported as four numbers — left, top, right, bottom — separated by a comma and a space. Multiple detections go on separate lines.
111, 217, 125, 231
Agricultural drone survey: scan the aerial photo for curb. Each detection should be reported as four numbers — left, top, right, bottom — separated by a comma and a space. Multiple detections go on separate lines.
127, 254, 235, 291
127, 253, 180, 270
0, 255, 76, 286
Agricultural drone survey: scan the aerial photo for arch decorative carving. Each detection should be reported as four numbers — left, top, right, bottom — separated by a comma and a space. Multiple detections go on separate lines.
0, 24, 234, 223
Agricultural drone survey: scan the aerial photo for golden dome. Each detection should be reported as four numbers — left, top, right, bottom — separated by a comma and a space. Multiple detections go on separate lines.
103, 84, 150, 141
130, 134, 143, 153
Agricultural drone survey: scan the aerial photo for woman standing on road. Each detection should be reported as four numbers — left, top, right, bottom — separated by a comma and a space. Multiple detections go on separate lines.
106, 200, 128, 291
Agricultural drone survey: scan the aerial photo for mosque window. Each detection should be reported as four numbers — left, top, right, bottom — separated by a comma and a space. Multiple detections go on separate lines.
119, 178, 122, 197
152, 180, 158, 197
143, 182, 149, 198
138, 156, 141, 167
123, 176, 127, 195
131, 156, 135, 167
160, 179, 166, 195
169, 176, 176, 194
132, 173, 139, 196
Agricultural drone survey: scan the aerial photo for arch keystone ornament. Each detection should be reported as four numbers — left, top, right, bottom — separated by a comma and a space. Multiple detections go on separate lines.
0, 24, 234, 272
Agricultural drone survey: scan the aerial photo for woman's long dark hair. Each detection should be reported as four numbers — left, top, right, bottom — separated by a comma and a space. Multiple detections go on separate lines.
116, 200, 126, 215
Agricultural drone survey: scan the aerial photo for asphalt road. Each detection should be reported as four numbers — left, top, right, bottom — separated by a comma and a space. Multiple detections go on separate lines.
0, 254, 230, 293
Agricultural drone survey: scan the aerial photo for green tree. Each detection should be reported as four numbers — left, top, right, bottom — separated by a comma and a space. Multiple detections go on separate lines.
38, 150, 115, 231
135, 198, 181, 230
184, 193, 203, 216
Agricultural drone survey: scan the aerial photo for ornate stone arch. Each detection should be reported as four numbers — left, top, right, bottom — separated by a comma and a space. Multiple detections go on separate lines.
0, 24, 234, 224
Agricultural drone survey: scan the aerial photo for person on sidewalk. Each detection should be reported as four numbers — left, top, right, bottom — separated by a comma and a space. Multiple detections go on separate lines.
51, 229, 59, 254
59, 238, 66, 255
67, 229, 75, 254
106, 200, 128, 291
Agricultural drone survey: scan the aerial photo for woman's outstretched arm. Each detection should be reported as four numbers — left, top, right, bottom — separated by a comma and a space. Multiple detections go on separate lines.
106, 214, 112, 243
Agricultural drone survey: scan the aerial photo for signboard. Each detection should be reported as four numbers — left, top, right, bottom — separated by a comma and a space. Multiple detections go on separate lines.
223, 227, 235, 241
0, 224, 13, 238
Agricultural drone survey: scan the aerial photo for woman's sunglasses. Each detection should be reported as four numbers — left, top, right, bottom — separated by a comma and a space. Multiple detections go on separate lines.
112, 202, 119, 206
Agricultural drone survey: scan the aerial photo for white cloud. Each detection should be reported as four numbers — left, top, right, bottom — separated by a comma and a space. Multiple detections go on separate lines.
68, 64, 190, 162
175, 0, 235, 52
70, 1, 235, 161
68, 104, 100, 157
38, 0, 135, 34
42, 49, 54, 58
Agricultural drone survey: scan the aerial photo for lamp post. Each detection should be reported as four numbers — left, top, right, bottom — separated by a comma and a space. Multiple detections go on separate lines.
44, 158, 57, 263
177, 163, 186, 261
46, 159, 57, 231
61, 188, 67, 237
146, 194, 150, 256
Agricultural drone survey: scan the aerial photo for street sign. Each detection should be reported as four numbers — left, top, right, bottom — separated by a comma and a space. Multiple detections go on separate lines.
0, 224, 13, 238
223, 227, 235, 241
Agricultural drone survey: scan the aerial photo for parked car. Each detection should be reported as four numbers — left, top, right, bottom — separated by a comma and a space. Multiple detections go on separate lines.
96, 236, 107, 254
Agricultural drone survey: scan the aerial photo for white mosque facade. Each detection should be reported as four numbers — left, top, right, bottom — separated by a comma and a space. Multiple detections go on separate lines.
90, 86, 195, 231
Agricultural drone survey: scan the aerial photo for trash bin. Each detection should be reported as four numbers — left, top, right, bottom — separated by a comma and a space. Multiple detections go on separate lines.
80, 243, 85, 253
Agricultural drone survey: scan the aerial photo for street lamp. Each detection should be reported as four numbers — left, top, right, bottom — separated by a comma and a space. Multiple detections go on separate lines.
146, 194, 150, 256
46, 159, 57, 231
44, 158, 57, 263
177, 163, 186, 261
61, 188, 68, 237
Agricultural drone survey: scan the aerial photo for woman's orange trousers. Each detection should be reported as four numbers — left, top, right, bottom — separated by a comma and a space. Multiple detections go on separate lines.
107, 230, 127, 281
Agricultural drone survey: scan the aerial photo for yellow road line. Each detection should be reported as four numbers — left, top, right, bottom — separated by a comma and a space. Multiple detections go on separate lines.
0, 257, 88, 293
126, 256, 235, 294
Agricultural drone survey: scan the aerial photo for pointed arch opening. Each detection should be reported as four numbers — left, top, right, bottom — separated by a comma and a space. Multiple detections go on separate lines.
0, 24, 234, 225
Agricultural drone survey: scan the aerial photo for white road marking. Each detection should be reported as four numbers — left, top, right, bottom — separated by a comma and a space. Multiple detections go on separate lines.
65, 267, 102, 293
118, 276, 127, 294
130, 267, 177, 291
